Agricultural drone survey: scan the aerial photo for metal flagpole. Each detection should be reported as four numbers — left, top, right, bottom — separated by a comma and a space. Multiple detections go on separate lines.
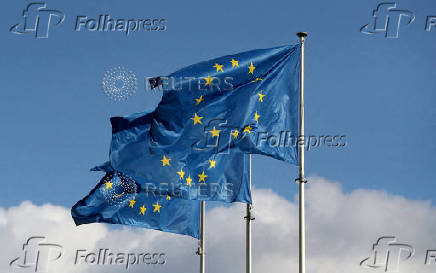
245, 154, 254, 273
197, 201, 206, 273
296, 32, 308, 273
296, 32, 307, 273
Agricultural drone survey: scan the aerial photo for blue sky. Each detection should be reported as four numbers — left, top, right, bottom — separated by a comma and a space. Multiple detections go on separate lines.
0, 0, 435, 208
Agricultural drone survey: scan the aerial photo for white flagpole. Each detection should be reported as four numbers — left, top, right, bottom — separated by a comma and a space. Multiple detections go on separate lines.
296, 32, 308, 273
197, 201, 206, 273
245, 154, 254, 273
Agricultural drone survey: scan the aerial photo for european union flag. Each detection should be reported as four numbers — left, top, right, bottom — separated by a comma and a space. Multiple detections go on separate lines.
93, 111, 252, 203
149, 45, 300, 164
90, 45, 299, 204
72, 172, 201, 238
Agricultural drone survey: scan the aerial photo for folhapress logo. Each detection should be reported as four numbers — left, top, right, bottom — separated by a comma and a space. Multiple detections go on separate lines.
9, 236, 63, 273
360, 236, 414, 272
360, 2, 415, 38
9, 235, 167, 271
10, 2, 65, 39
10, 2, 167, 39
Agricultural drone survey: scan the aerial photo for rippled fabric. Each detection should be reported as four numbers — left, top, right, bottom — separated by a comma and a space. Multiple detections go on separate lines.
94, 111, 251, 204
150, 44, 300, 164
72, 172, 200, 238
89, 45, 299, 205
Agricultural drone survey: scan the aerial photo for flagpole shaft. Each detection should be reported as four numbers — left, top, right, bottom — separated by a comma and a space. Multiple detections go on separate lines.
298, 182, 305, 273
200, 200, 205, 273
246, 154, 253, 273
296, 31, 308, 273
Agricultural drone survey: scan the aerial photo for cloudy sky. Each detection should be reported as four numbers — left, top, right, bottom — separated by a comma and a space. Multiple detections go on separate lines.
2, 178, 436, 273
1, 0, 435, 272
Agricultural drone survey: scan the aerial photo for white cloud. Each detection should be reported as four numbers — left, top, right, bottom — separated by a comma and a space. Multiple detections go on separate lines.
1, 177, 436, 273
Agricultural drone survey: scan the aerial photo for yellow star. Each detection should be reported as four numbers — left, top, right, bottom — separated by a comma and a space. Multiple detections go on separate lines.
254, 111, 260, 123
160, 155, 171, 166
177, 168, 185, 179
209, 126, 221, 137
213, 63, 224, 72
209, 160, 216, 168
195, 95, 203, 105
230, 58, 239, 68
166, 195, 171, 201
258, 91, 265, 102
186, 175, 193, 187
251, 77, 263, 82
105, 181, 113, 189
128, 199, 136, 208
139, 205, 146, 215
153, 202, 162, 213
248, 62, 255, 74
198, 171, 207, 183
231, 130, 239, 139
204, 75, 214, 86
191, 113, 204, 125
243, 125, 252, 134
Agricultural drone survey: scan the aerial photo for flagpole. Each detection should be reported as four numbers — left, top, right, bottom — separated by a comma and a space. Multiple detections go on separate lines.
245, 154, 254, 273
296, 32, 308, 273
199, 200, 205, 273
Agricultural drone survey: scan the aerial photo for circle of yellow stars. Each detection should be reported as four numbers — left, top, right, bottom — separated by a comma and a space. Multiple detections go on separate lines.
120, 56, 268, 216
141, 56, 266, 208
195, 58, 262, 136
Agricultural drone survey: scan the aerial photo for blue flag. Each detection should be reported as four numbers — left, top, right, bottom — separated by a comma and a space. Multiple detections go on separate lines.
149, 44, 300, 164
94, 111, 252, 203
91, 45, 299, 204
72, 172, 201, 238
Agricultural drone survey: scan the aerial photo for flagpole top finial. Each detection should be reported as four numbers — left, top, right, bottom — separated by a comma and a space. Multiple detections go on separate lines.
297, 32, 308, 38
